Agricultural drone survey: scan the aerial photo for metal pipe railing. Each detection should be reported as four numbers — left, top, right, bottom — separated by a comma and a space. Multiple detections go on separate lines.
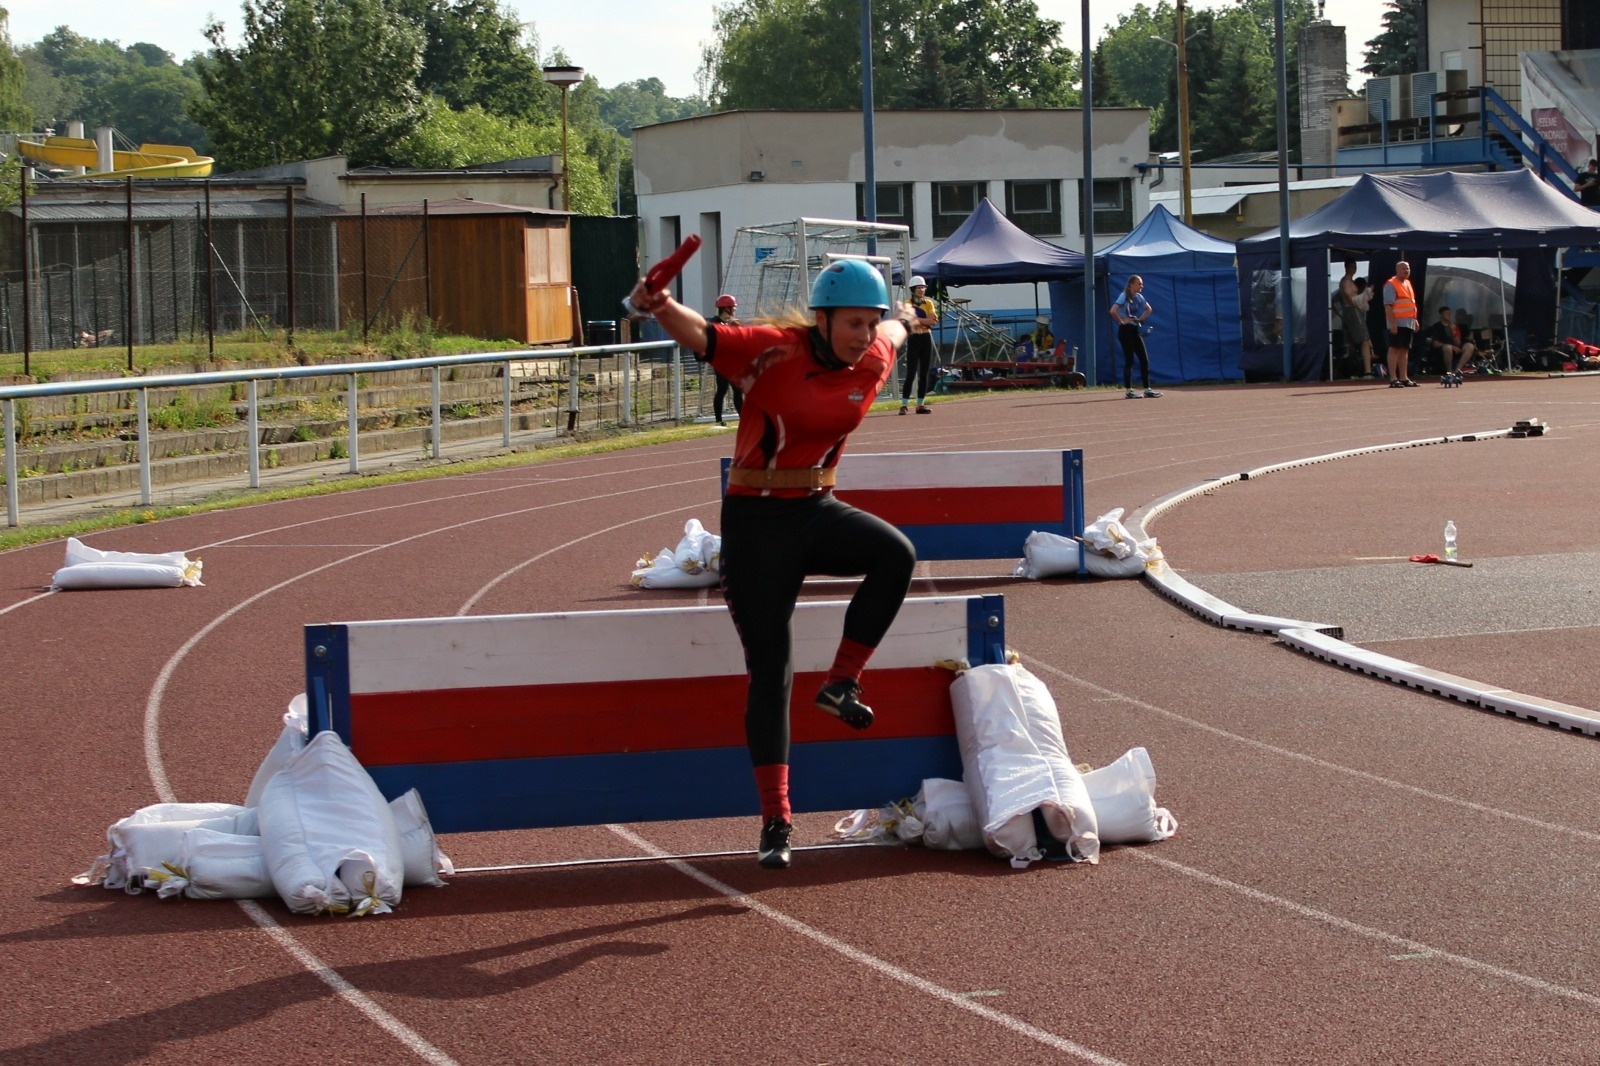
2, 340, 680, 528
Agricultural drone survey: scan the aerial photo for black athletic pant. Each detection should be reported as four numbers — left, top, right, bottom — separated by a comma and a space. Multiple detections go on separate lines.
901, 333, 934, 404
713, 372, 743, 422
1119, 323, 1151, 390
719, 491, 916, 766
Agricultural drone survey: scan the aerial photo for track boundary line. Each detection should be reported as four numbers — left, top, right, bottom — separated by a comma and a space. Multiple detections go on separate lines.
604, 824, 1131, 1066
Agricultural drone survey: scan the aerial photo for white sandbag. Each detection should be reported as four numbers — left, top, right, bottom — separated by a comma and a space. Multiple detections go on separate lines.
1083, 747, 1178, 844
1082, 550, 1149, 579
149, 829, 276, 901
53, 536, 203, 589
631, 519, 722, 588
832, 799, 923, 845
913, 778, 983, 851
951, 663, 1099, 867
1082, 508, 1136, 558
390, 789, 453, 887
245, 693, 310, 808
1012, 530, 1081, 579
85, 802, 256, 893
257, 730, 404, 916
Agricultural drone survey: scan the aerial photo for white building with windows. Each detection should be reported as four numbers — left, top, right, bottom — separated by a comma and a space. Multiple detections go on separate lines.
631, 108, 1151, 323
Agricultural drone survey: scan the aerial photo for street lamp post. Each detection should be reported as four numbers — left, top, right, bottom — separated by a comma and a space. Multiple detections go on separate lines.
542, 64, 584, 211
1152, 0, 1203, 225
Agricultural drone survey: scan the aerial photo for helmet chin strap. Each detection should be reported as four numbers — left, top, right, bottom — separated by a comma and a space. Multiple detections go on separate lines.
810, 312, 848, 370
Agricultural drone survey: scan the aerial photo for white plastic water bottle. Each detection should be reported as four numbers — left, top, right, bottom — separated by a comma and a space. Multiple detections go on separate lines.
1444, 520, 1458, 560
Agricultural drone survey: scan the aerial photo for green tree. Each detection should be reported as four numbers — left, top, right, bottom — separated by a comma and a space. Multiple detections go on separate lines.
594, 78, 705, 135
0, 7, 28, 130
1361, 0, 1422, 76
396, 0, 547, 121
192, 0, 426, 169
19, 29, 207, 145
391, 99, 607, 212
700, 0, 1077, 111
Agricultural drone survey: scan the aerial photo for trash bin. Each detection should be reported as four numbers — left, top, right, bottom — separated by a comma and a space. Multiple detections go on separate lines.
586, 320, 618, 346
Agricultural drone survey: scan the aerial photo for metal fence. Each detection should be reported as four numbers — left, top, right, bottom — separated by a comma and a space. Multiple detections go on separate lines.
0, 180, 480, 369
1, 339, 712, 528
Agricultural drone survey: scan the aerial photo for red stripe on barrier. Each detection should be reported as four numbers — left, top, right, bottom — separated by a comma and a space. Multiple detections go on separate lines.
835, 485, 1062, 526
349, 665, 958, 766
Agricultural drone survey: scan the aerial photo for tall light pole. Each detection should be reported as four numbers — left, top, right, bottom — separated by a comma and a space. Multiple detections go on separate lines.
542, 64, 584, 210
1152, 1, 1203, 225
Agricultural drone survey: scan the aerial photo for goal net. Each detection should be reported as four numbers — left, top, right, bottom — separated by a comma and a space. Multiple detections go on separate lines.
721, 217, 912, 321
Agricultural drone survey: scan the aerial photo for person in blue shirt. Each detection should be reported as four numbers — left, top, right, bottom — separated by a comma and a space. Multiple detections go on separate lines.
1111, 276, 1160, 398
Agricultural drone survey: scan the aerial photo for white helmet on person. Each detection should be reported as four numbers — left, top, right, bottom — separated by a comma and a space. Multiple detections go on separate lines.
909, 275, 927, 289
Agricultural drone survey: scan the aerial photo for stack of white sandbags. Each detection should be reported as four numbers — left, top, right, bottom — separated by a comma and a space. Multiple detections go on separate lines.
77, 695, 452, 915
1013, 507, 1163, 580
631, 518, 721, 588
951, 662, 1100, 867
52, 537, 204, 590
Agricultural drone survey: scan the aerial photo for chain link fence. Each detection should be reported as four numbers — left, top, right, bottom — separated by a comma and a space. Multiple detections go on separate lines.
0, 184, 455, 360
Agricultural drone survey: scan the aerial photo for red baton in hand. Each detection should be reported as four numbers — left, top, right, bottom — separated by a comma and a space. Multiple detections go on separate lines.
644, 235, 702, 294
624, 235, 703, 318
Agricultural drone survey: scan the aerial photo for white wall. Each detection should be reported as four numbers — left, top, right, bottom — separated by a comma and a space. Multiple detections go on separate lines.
635, 109, 1150, 317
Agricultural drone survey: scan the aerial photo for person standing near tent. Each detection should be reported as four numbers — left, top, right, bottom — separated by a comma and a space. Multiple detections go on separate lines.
900, 276, 938, 414
1577, 159, 1600, 209
1111, 275, 1160, 398
624, 259, 919, 871
706, 295, 744, 426
1384, 260, 1420, 388
1336, 259, 1379, 379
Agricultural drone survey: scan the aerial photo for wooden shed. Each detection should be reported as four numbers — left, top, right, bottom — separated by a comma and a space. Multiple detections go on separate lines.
335, 199, 574, 344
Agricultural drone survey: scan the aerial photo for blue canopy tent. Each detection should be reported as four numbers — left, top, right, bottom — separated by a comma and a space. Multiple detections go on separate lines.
1235, 170, 1600, 381
1051, 205, 1242, 386
907, 197, 1085, 285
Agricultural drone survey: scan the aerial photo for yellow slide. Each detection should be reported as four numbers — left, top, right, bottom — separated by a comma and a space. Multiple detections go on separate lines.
17, 136, 214, 178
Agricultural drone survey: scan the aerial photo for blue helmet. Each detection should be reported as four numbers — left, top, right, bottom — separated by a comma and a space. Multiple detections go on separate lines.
809, 259, 890, 311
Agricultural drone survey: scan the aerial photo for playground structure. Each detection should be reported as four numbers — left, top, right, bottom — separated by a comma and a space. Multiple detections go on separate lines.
16, 134, 214, 179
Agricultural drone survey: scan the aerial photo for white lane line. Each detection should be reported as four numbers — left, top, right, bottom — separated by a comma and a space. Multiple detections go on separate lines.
1132, 852, 1600, 1008
605, 825, 1129, 1066
0, 589, 55, 615
140, 480, 721, 1064
456, 498, 718, 614
1022, 655, 1600, 845
235, 900, 462, 1066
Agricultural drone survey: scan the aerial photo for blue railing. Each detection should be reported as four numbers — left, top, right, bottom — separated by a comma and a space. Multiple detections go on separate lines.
1479, 86, 1582, 195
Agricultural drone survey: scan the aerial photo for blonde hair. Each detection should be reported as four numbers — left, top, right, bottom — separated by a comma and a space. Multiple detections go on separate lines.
1123, 276, 1144, 299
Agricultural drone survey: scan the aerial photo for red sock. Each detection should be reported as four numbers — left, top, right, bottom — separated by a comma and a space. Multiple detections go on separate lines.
828, 638, 875, 686
753, 763, 790, 822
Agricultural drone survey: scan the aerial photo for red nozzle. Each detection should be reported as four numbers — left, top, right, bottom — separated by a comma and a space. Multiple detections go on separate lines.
643, 235, 702, 294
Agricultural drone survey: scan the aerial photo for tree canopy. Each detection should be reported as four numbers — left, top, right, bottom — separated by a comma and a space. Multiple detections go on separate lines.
1360, 0, 1422, 77
0, 7, 27, 131
1094, 0, 1314, 161
16, 27, 208, 147
699, 0, 1079, 110
192, 0, 427, 169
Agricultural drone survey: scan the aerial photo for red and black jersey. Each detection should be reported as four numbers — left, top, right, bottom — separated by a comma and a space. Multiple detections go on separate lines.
707, 323, 896, 498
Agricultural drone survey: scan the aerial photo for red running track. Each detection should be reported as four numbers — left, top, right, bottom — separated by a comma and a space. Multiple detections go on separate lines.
4, 376, 1600, 1064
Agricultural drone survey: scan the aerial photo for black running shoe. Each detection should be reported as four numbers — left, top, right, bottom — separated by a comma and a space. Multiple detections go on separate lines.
815, 679, 874, 729
758, 817, 792, 869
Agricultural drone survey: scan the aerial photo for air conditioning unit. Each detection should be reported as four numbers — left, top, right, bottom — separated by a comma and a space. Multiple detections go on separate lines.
1411, 71, 1440, 121
1365, 74, 1412, 121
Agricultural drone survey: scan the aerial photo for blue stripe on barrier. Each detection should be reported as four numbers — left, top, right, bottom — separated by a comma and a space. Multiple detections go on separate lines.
365, 736, 965, 834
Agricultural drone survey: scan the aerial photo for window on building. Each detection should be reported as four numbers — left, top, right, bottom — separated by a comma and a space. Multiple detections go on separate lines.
855, 182, 914, 235
933, 181, 985, 239
1005, 179, 1061, 236
1077, 178, 1133, 234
